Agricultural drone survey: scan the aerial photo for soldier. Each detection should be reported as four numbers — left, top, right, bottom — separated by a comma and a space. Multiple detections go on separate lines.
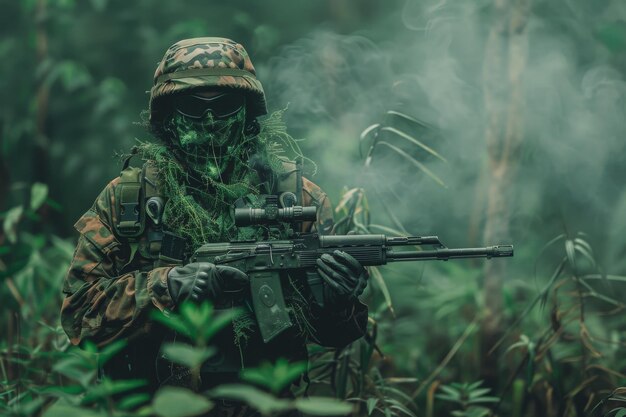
60, 37, 369, 402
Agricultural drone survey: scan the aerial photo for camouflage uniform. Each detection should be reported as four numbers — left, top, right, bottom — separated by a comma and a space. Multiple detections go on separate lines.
61, 38, 368, 396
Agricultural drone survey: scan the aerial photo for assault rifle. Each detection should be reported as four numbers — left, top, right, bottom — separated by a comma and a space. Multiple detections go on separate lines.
192, 201, 513, 343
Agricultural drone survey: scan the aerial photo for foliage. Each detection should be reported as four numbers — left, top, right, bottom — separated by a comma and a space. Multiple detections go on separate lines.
240, 358, 307, 394
3, 0, 626, 416
435, 381, 498, 417
136, 109, 309, 248
210, 384, 353, 416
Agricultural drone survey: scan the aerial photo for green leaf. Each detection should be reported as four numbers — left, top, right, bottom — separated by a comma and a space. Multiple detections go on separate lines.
42, 400, 105, 417
40, 384, 86, 399
467, 381, 484, 391
161, 343, 216, 369
294, 397, 353, 416
565, 238, 577, 273
117, 393, 151, 410
82, 379, 146, 404
151, 310, 194, 339
3, 205, 23, 244
97, 339, 127, 365
468, 388, 492, 399
366, 398, 378, 415
240, 359, 307, 394
30, 182, 48, 211
199, 305, 243, 344
437, 385, 461, 401
378, 386, 415, 405
381, 126, 447, 163
209, 384, 290, 415
152, 387, 213, 417
376, 141, 447, 188
152, 302, 240, 344
468, 396, 499, 404
615, 408, 626, 417
180, 301, 212, 331
52, 355, 97, 387
386, 399, 417, 417
370, 266, 395, 316
464, 406, 492, 417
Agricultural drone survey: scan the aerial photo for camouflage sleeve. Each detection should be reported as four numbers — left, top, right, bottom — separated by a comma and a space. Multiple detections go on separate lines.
301, 178, 369, 348
60, 179, 175, 347
300, 177, 335, 236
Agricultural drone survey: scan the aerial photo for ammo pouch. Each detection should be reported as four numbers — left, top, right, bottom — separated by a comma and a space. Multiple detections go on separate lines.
113, 160, 185, 267
114, 166, 145, 238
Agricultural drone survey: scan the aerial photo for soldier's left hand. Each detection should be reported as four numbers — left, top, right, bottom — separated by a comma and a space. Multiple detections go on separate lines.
316, 250, 368, 304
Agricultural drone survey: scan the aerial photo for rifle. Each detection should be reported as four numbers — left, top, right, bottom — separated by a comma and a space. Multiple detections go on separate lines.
192, 202, 514, 343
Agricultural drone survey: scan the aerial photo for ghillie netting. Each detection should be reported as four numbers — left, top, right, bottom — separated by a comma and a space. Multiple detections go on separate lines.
137, 108, 316, 347
137, 108, 314, 248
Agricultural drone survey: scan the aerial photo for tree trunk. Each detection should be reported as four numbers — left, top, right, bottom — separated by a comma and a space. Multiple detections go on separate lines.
480, 0, 531, 387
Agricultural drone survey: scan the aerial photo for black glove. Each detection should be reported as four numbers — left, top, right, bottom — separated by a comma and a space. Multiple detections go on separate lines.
166, 262, 249, 306
316, 250, 368, 305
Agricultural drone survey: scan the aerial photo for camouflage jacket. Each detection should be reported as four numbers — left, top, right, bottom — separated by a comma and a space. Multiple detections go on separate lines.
61, 168, 368, 365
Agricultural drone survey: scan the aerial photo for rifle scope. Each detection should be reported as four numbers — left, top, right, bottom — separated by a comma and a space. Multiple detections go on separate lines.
234, 206, 317, 226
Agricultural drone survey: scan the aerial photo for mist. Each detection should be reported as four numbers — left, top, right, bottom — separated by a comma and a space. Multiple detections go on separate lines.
260, 0, 626, 275
3, 1, 626, 413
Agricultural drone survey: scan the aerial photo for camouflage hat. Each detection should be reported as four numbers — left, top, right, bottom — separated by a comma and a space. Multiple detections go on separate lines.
149, 37, 267, 124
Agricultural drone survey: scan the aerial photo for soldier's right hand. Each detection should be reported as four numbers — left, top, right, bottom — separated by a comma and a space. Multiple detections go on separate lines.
166, 262, 249, 305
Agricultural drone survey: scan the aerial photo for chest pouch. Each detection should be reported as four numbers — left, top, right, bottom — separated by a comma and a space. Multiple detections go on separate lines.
114, 166, 145, 238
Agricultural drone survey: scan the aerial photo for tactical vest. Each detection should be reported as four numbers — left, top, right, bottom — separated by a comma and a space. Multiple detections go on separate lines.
112, 157, 305, 268
108, 157, 311, 381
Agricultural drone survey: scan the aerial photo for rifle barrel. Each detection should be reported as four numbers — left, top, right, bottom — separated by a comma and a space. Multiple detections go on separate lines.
388, 245, 514, 261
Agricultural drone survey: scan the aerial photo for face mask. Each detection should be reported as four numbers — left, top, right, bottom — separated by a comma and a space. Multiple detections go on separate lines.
164, 103, 248, 181
172, 92, 246, 148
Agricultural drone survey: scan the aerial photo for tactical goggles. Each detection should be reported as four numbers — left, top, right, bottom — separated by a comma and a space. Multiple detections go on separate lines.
173, 92, 245, 120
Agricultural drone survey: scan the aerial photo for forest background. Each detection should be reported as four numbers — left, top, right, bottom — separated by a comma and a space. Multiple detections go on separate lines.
2, 0, 626, 416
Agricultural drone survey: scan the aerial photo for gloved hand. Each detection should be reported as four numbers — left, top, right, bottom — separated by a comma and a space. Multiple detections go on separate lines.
316, 250, 368, 305
166, 262, 249, 306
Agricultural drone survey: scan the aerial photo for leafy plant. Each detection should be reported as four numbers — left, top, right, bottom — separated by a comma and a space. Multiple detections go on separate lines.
240, 358, 307, 394
210, 384, 353, 416
152, 301, 241, 391
435, 380, 499, 417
